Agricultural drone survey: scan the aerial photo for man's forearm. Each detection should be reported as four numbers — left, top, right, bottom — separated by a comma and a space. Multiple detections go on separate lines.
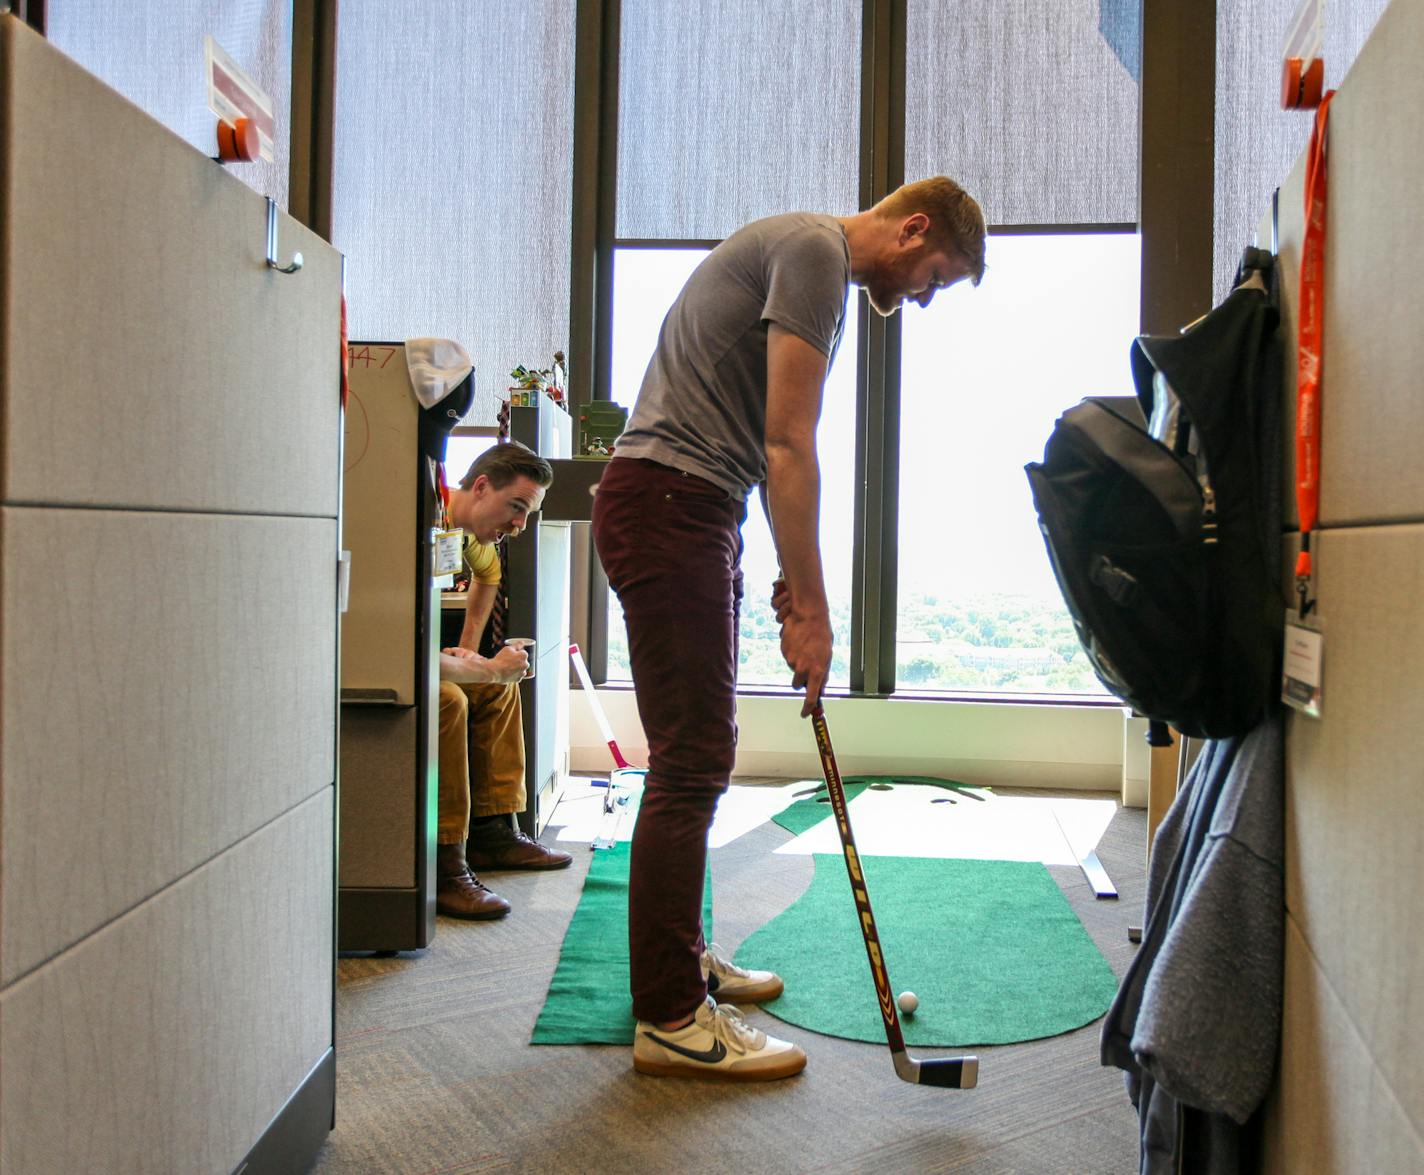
458, 582, 498, 650
765, 443, 828, 615
438, 651, 498, 683
457, 615, 484, 651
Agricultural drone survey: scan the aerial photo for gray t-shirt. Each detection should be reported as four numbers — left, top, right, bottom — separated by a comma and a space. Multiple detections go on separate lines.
614, 212, 850, 499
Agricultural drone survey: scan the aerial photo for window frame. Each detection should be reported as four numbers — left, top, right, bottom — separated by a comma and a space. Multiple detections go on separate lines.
564, 0, 1214, 704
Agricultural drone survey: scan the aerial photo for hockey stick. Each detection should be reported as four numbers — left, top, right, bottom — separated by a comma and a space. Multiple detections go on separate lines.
569, 642, 644, 815
810, 703, 979, 1089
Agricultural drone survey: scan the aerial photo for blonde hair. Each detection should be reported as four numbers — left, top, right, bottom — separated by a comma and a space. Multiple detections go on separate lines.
876, 177, 987, 285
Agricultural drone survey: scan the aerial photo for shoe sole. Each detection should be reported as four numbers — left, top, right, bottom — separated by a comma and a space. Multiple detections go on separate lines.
707, 978, 784, 1003
465, 856, 574, 872
436, 905, 511, 920
632, 1052, 806, 1082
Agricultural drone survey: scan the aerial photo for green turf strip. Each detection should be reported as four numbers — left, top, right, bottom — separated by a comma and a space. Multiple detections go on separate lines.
736, 853, 1119, 1047
530, 841, 713, 1045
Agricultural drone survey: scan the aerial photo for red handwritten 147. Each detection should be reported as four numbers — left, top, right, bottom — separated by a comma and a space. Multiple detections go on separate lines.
348, 345, 397, 369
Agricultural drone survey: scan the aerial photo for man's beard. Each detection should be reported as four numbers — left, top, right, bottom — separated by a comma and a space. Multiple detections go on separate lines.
865, 282, 902, 317
863, 253, 915, 317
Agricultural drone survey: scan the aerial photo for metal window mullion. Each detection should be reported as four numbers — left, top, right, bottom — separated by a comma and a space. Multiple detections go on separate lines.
851, 0, 883, 694
1138, 0, 1214, 335
854, 0, 906, 698
569, 0, 621, 683
289, 0, 337, 238
613, 237, 722, 250
569, 0, 620, 413
14, 0, 45, 33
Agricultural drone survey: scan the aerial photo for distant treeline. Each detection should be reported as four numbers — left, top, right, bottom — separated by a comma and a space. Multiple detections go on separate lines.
608, 591, 1107, 696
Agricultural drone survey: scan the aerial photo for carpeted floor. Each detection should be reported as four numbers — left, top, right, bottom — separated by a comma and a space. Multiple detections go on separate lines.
315, 779, 1146, 1175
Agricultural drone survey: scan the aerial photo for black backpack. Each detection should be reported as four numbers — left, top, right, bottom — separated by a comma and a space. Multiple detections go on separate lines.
1024, 249, 1283, 739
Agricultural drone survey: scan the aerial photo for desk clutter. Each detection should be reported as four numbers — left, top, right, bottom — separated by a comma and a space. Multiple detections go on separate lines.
507, 352, 567, 407
500, 351, 629, 459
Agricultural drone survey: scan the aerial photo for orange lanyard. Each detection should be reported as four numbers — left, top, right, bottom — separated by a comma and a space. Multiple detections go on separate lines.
1294, 89, 1336, 616
436, 463, 453, 531
339, 294, 350, 412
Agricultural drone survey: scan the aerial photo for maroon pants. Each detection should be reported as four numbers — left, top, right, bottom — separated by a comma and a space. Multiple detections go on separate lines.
592, 457, 746, 1024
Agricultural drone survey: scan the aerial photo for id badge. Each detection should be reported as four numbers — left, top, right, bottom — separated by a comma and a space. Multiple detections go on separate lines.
433, 529, 464, 577
1281, 615, 1324, 718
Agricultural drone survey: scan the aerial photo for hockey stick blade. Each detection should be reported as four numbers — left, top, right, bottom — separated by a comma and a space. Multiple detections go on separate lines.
811, 704, 979, 1091
895, 1051, 979, 1089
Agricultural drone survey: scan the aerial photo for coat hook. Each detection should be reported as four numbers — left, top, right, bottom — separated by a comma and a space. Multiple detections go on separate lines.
266, 197, 303, 274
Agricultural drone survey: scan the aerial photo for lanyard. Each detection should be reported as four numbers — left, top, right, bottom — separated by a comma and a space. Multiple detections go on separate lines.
436, 462, 453, 531
1294, 89, 1337, 617
339, 294, 350, 412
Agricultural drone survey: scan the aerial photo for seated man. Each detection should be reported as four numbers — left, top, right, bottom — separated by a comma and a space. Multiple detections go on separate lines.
436, 441, 571, 919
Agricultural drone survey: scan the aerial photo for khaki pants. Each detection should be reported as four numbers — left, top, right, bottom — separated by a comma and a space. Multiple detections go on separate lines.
437, 680, 527, 845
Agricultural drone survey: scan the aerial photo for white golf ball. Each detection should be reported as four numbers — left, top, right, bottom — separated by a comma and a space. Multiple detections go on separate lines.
897, 990, 918, 1014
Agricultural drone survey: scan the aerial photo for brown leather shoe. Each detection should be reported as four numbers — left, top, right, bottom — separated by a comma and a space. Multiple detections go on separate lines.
436, 843, 511, 920
466, 820, 574, 871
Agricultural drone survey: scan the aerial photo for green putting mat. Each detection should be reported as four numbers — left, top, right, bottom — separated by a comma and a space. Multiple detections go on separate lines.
735, 853, 1119, 1047
531, 841, 713, 1045
772, 775, 985, 836
774, 782, 872, 834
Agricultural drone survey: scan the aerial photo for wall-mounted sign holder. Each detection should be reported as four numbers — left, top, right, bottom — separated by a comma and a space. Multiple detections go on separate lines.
215, 116, 259, 163
205, 34, 276, 161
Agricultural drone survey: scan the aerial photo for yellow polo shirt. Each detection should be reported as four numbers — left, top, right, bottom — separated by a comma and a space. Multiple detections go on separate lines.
464, 536, 503, 587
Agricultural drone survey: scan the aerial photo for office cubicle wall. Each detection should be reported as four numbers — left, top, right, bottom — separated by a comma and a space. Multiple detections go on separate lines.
0, 18, 339, 1172
1258, 0, 1424, 1169
340, 342, 439, 951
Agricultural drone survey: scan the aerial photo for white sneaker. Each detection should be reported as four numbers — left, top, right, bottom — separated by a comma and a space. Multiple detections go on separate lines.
701, 943, 784, 1004
633, 997, 807, 1082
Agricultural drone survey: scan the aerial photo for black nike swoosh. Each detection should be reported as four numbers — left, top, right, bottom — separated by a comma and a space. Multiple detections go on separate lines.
643, 1031, 727, 1064
706, 972, 721, 993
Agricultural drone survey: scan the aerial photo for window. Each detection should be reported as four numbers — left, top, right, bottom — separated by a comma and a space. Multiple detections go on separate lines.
603, 0, 862, 689
590, 0, 1144, 699
896, 233, 1139, 694
331, 2, 575, 428
603, 248, 856, 688
892, 0, 1141, 696
442, 436, 497, 490
617, 0, 860, 241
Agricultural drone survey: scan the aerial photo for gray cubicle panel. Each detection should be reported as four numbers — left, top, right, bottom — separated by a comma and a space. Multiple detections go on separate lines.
0, 18, 337, 1172
339, 342, 438, 951
1255, 4, 1424, 1166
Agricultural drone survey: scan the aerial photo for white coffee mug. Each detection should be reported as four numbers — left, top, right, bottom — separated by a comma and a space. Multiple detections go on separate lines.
504, 637, 535, 678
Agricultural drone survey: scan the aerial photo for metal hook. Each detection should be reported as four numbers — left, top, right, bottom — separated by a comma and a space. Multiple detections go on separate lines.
265, 197, 303, 274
